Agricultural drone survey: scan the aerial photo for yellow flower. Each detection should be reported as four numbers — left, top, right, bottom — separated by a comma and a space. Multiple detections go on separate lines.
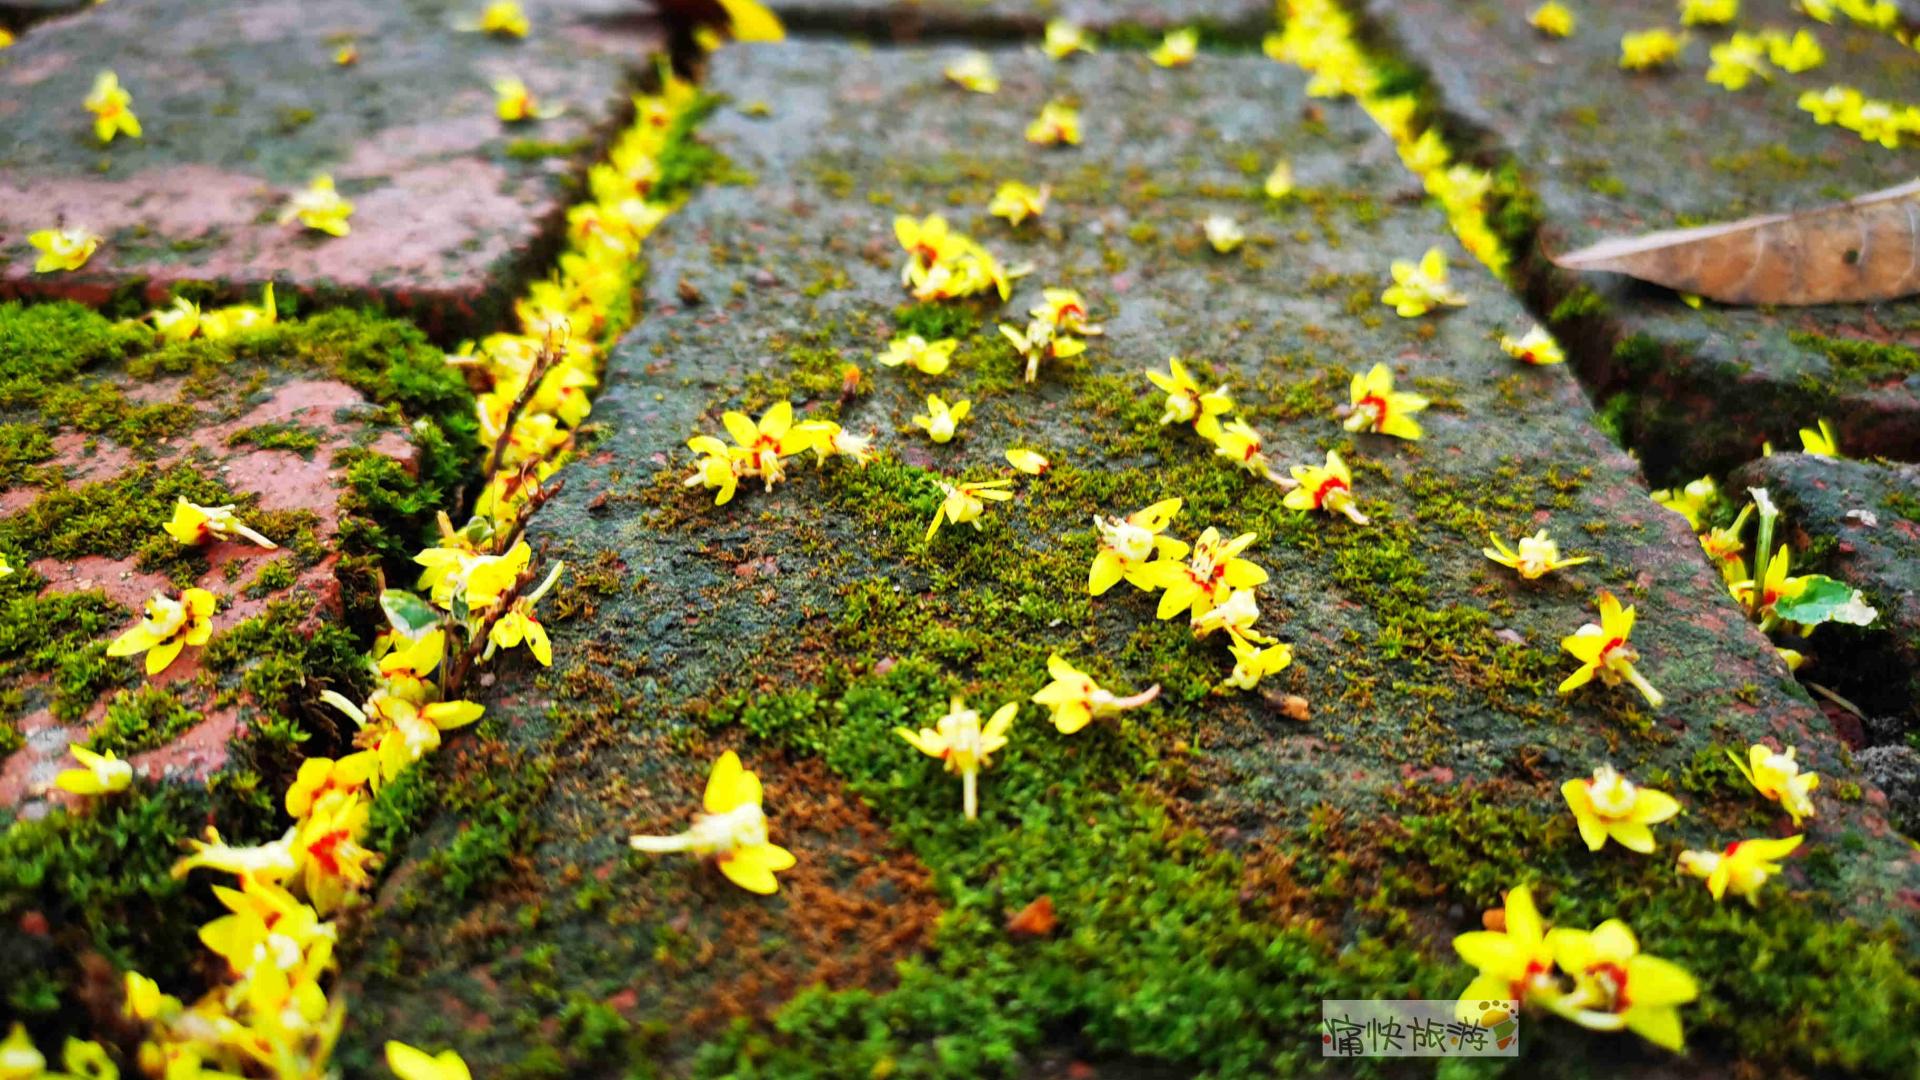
335, 43, 360, 65
0, 29, 13, 49
718, 400, 822, 492
876, 334, 958, 375
1799, 84, 1862, 125
414, 539, 532, 610
488, 599, 553, 666
1680, 0, 1737, 25
122, 971, 179, 1022
627, 751, 796, 893
913, 394, 971, 444
27, 227, 100, 273
1189, 587, 1271, 643
716, 0, 787, 41
1397, 128, 1449, 175
54, 744, 133, 796
1030, 288, 1102, 338
279, 174, 355, 237
1706, 32, 1771, 91
1452, 885, 1561, 1012
1677, 835, 1801, 904
0, 555, 9, 580
1005, 448, 1051, 475
107, 588, 217, 676
292, 789, 379, 913
0, 1024, 43, 1077
495, 77, 561, 122
1500, 325, 1566, 366
944, 51, 999, 93
1763, 28, 1824, 71
1529, 1, 1576, 37
896, 696, 1016, 819
894, 214, 1020, 301
1728, 743, 1819, 824
988, 180, 1050, 226
163, 498, 277, 549
1730, 544, 1810, 619
1343, 363, 1428, 440
1263, 159, 1294, 199
1558, 591, 1663, 708
1381, 247, 1467, 317
1031, 654, 1159, 734
1560, 765, 1680, 853
1484, 530, 1592, 580
1150, 28, 1199, 67
1283, 449, 1369, 524
388, 1042, 473, 1080
684, 435, 743, 505
198, 283, 278, 339
1544, 920, 1699, 1051
1042, 19, 1095, 60
1650, 475, 1715, 530
1699, 505, 1750, 584
1203, 214, 1245, 253
926, 478, 1014, 541
1225, 635, 1293, 690
151, 297, 201, 341
85, 70, 142, 143
1146, 357, 1233, 433
1135, 526, 1265, 620
1798, 418, 1839, 457
1088, 497, 1187, 596
1026, 99, 1081, 146
286, 751, 379, 820
477, 0, 529, 37
169, 824, 298, 881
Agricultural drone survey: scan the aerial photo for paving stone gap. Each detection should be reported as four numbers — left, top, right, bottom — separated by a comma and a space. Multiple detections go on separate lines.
0, 0, 661, 338
1354, 0, 1920, 481
332, 37, 1919, 1075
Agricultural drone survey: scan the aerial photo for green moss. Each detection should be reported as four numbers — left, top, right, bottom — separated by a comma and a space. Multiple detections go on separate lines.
226, 421, 323, 456
0, 462, 229, 565
1789, 330, 1920, 383
86, 686, 204, 757
654, 92, 742, 202
242, 555, 300, 598
891, 301, 984, 340
1550, 285, 1610, 323
505, 136, 594, 161
0, 423, 57, 486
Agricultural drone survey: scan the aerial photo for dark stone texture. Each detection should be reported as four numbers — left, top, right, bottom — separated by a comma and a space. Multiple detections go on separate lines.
1860, 745, 1920, 837
1356, 0, 1920, 481
0, 0, 660, 338
768, 0, 1273, 39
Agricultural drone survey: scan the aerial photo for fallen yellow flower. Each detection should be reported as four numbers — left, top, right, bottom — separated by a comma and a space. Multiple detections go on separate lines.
1678, 834, 1801, 904
926, 478, 1014, 541
1344, 363, 1428, 440
107, 588, 217, 676
28, 227, 100, 273
54, 744, 133, 796
280, 174, 355, 237
1283, 449, 1368, 524
1560, 765, 1680, 853
1150, 28, 1199, 67
1484, 529, 1591, 580
896, 696, 1016, 819
388, 1041, 473, 1080
164, 498, 278, 549
628, 751, 796, 894
1031, 654, 1159, 734
85, 70, 142, 143
1728, 743, 1819, 824
1558, 591, 1664, 708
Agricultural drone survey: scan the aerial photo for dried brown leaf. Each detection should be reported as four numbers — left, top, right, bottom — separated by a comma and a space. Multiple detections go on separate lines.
1550, 178, 1920, 305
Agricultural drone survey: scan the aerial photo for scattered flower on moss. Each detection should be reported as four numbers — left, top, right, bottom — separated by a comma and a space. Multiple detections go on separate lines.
944, 51, 999, 93
1005, 448, 1050, 475
1485, 530, 1591, 580
1343, 363, 1428, 440
926, 478, 1014, 541
1026, 99, 1082, 146
628, 751, 796, 894
1545, 919, 1699, 1051
1620, 27, 1685, 69
1000, 318, 1086, 383
877, 333, 958, 375
1031, 654, 1159, 734
85, 70, 142, 143
387, 1041, 473, 1080
1729, 743, 1819, 824
1561, 765, 1680, 853
473, 1, 529, 37
54, 744, 134, 796
1225, 634, 1293, 690
1680, 0, 1737, 24
495, 77, 561, 122
1798, 418, 1839, 457
896, 696, 1016, 819
913, 393, 971, 444
1150, 28, 1199, 67
1500, 325, 1566, 366
1189, 586, 1270, 642
28, 227, 100, 273
1559, 591, 1663, 708
1203, 214, 1245, 253
1088, 497, 1186, 596
1263, 159, 1294, 199
1042, 19, 1095, 60
1136, 526, 1266, 620
1762, 27, 1824, 71
1453, 884, 1559, 1011
279, 175, 355, 237
1650, 475, 1716, 530
1706, 32, 1772, 90
335, 43, 359, 65
1146, 357, 1233, 435
197, 283, 278, 339
1678, 834, 1801, 904
988, 180, 1049, 226
164, 499, 278, 550
1381, 247, 1467, 317
108, 588, 217, 676
1283, 449, 1368, 524
1529, 2, 1575, 37
894, 213, 1021, 301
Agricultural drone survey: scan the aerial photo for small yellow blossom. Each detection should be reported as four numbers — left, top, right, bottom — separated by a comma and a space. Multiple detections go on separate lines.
683, 436, 741, 505
1500, 325, 1566, 366
0, 29, 13, 49
1042, 19, 1095, 60
1283, 449, 1368, 524
1545, 920, 1699, 1051
1620, 27, 1685, 68
629, 751, 796, 894
1798, 418, 1839, 457
1146, 357, 1233, 434
1030, 288, 1102, 338
279, 174, 355, 237
475, 0, 529, 36
1678, 834, 1801, 904
1026, 99, 1081, 146
999, 318, 1086, 383
1397, 128, 1449, 174
1798, 83, 1861, 125
1650, 475, 1716, 530
28, 227, 101, 274
495, 77, 561, 122
0, 1024, 41, 1075
686, 400, 823, 498
388, 1041, 473, 1080
1706, 32, 1771, 90
1344, 363, 1428, 440
1484, 530, 1592, 580
1730, 544, 1810, 620
877, 334, 958, 375
286, 751, 378, 820
913, 393, 971, 444
1005, 448, 1051, 475
1381, 247, 1467, 317
1763, 28, 1824, 71
1728, 743, 1819, 824
487, 583, 558, 667
54, 744, 134, 796
1225, 634, 1293, 690
170, 824, 297, 880
335, 43, 360, 65
896, 696, 1016, 819
1088, 497, 1187, 596
944, 51, 999, 92
1150, 28, 1199, 67
1189, 587, 1270, 642
1031, 654, 1160, 734
107, 588, 217, 676
1135, 526, 1266, 620
122, 970, 179, 1022
1561, 765, 1680, 853
1203, 214, 1245, 253
988, 180, 1050, 226
1680, 0, 1737, 25
926, 478, 1014, 541
163, 498, 277, 549
1453, 885, 1560, 1011
1529, 2, 1576, 37
894, 214, 1020, 302
1207, 417, 1282, 482
1699, 504, 1749, 585
0, 555, 10, 579
1263, 159, 1295, 199
85, 70, 142, 143
1559, 591, 1663, 708
715, 0, 787, 41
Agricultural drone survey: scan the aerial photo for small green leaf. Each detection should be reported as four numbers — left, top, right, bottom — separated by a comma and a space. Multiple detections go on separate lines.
1774, 575, 1877, 627
380, 589, 441, 637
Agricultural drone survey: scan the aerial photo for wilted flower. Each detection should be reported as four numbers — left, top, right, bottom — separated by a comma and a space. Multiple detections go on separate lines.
1484, 530, 1591, 580
164, 499, 278, 549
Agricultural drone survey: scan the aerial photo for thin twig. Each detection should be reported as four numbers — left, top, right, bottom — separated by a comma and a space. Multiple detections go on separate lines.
485, 328, 567, 479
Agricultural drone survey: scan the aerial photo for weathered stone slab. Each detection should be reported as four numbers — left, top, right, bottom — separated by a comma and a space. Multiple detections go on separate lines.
341, 40, 1919, 1075
769, 0, 1273, 39
1357, 0, 1920, 480
0, 0, 659, 337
